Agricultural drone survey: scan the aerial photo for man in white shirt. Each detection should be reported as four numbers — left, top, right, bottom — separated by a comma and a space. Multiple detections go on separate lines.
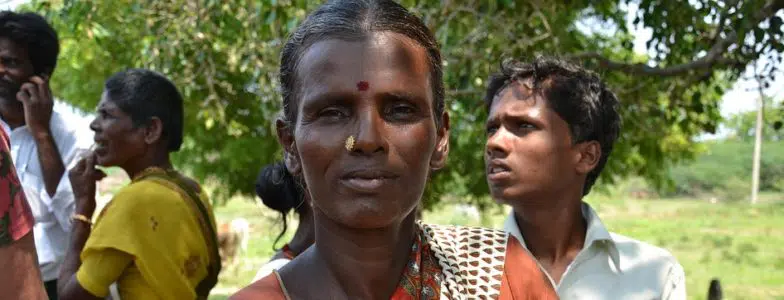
483, 57, 686, 299
0, 11, 89, 300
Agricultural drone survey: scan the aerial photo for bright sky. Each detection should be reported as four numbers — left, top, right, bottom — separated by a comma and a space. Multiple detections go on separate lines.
2, 0, 780, 135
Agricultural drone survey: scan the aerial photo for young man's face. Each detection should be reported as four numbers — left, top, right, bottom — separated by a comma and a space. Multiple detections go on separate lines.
0, 37, 35, 101
484, 80, 594, 207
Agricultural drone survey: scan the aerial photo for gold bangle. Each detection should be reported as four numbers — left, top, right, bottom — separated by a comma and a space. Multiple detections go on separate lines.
71, 214, 92, 225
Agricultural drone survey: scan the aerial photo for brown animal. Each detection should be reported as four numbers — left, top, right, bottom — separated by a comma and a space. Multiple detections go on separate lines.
217, 218, 250, 267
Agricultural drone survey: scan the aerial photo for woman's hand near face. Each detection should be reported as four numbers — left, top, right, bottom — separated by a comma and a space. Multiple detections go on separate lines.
68, 152, 106, 217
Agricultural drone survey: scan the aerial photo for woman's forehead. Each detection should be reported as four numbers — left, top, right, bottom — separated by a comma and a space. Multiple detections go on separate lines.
97, 92, 122, 110
296, 32, 430, 84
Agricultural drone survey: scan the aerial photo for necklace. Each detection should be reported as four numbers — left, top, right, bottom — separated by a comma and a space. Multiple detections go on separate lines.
132, 166, 175, 182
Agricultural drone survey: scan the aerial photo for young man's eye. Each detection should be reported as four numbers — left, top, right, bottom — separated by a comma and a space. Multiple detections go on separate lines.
486, 124, 499, 135
518, 122, 536, 130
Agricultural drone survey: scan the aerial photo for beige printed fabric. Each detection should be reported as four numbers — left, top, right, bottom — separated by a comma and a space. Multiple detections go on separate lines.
420, 222, 508, 300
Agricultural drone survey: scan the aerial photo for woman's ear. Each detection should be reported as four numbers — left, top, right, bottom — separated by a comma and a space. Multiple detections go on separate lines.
277, 118, 301, 175
430, 112, 450, 170
144, 117, 164, 146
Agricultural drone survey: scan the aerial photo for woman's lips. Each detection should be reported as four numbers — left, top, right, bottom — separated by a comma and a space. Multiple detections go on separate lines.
342, 177, 391, 192
340, 169, 399, 193
93, 140, 109, 156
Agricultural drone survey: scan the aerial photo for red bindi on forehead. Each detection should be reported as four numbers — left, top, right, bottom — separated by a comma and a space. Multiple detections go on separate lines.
356, 81, 369, 91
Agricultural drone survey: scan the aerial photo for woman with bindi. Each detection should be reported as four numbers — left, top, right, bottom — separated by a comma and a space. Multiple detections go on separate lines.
231, 1, 556, 299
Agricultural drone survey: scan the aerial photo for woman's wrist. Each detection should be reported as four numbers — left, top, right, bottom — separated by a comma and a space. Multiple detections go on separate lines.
74, 203, 96, 218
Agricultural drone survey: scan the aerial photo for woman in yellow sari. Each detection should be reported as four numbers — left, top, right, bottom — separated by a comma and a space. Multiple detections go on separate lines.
57, 69, 221, 300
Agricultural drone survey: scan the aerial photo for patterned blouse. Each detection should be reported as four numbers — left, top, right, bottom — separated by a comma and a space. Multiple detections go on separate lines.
0, 128, 34, 246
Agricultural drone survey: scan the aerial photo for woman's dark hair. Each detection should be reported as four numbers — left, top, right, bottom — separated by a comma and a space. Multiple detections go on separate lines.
0, 11, 59, 76
279, 0, 444, 129
104, 68, 184, 152
484, 56, 621, 196
255, 161, 306, 247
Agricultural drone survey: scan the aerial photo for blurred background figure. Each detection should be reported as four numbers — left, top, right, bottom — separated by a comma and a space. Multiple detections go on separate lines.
0, 124, 47, 299
251, 160, 313, 281
0, 11, 91, 300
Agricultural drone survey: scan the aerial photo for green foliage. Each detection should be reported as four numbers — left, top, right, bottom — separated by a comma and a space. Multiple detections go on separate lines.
724, 97, 784, 141
666, 140, 784, 197
23, 0, 783, 206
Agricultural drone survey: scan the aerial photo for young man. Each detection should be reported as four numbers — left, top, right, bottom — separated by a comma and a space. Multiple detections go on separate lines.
0, 128, 47, 299
0, 11, 90, 299
484, 57, 685, 299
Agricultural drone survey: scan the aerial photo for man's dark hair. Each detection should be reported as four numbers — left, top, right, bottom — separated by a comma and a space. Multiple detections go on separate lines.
279, 0, 444, 129
485, 57, 621, 195
0, 11, 59, 76
105, 69, 184, 152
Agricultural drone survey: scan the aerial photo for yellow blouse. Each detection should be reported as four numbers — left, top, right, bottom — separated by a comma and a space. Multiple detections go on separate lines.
76, 178, 217, 299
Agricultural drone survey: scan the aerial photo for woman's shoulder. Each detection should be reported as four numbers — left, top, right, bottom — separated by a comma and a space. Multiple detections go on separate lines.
419, 222, 508, 247
231, 273, 287, 300
101, 180, 188, 219
116, 176, 203, 202
418, 223, 557, 299
253, 258, 292, 282
418, 222, 509, 298
117, 179, 176, 196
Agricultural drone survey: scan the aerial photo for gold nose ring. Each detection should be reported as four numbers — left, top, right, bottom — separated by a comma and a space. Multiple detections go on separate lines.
345, 135, 355, 151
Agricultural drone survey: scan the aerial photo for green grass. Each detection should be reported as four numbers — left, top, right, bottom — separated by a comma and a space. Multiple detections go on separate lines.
208, 193, 784, 299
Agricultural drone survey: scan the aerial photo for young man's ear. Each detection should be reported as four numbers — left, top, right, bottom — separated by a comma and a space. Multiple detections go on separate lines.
430, 112, 450, 170
144, 117, 164, 146
574, 141, 601, 175
276, 119, 301, 175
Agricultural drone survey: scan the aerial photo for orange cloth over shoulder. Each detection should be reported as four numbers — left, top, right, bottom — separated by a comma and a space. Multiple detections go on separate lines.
230, 235, 557, 300
500, 236, 559, 299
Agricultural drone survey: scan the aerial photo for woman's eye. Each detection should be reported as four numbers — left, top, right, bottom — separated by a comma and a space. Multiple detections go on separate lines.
391, 105, 414, 114
319, 107, 348, 120
386, 104, 418, 121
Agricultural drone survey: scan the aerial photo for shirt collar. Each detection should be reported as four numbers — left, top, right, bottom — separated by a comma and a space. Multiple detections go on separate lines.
503, 202, 623, 273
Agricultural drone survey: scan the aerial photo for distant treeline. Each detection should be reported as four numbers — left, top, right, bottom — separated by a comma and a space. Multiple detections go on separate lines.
663, 140, 784, 199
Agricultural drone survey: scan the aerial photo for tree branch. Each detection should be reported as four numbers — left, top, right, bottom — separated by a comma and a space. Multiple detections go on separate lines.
709, 0, 739, 47
572, 0, 784, 77
447, 89, 481, 96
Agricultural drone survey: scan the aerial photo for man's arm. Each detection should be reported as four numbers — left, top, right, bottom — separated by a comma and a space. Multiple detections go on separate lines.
33, 128, 83, 234
20, 77, 86, 232
18, 76, 66, 198
0, 229, 48, 300
33, 130, 66, 198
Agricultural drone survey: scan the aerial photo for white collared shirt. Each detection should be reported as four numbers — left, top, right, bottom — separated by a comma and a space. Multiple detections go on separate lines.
1, 110, 91, 281
504, 203, 686, 300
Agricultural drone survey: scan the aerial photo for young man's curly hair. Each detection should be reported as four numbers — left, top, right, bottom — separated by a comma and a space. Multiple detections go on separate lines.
485, 57, 621, 195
